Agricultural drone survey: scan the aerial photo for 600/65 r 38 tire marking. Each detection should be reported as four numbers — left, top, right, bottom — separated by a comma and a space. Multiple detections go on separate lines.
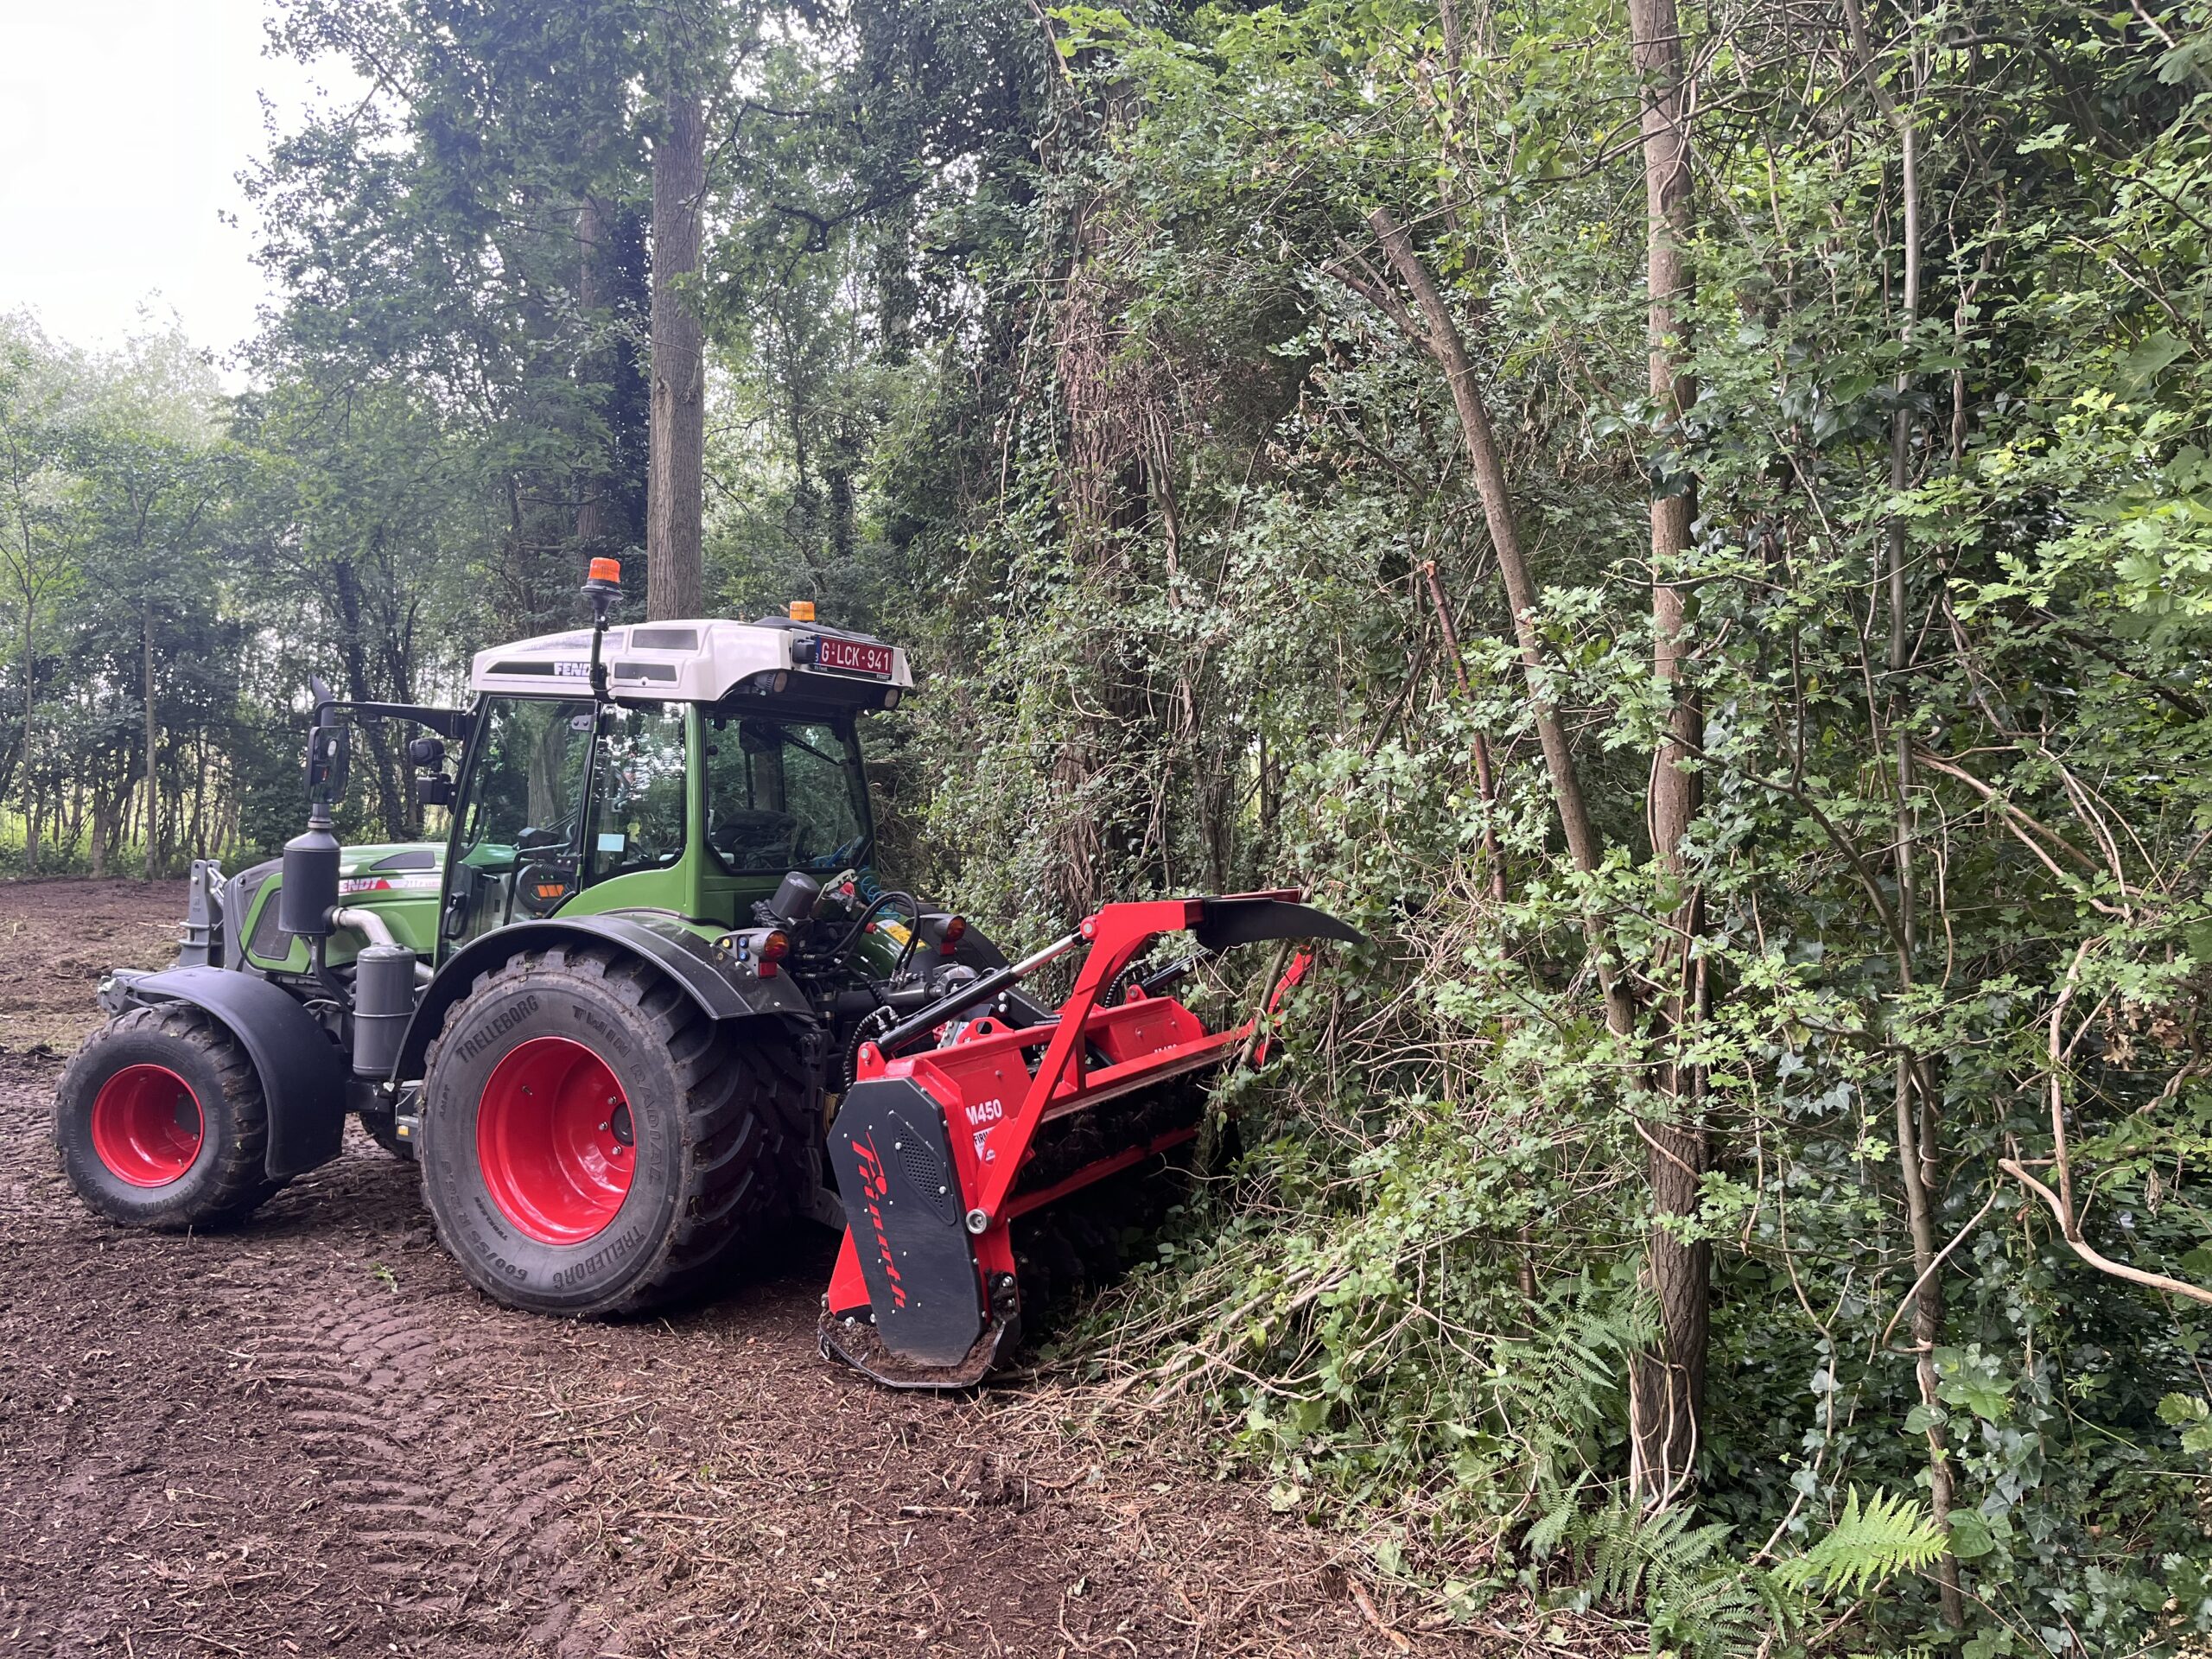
417, 944, 809, 1317
53, 1003, 287, 1229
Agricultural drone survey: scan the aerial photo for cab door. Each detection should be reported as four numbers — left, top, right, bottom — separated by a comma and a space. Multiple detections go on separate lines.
440, 696, 597, 957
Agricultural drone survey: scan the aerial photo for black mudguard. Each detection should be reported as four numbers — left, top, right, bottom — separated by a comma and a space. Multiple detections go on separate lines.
391, 910, 815, 1085
127, 966, 350, 1179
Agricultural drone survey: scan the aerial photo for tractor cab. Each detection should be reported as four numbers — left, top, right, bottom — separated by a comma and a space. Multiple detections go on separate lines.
440, 611, 909, 950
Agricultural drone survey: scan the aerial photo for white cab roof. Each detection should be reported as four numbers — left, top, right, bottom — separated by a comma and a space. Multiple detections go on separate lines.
468, 618, 913, 702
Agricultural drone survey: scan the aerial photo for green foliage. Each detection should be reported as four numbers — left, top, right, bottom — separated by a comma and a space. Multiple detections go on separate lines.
1772, 1487, 1948, 1599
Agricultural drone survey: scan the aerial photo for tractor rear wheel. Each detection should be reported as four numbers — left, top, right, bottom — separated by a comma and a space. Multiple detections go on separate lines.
416, 944, 806, 1316
54, 1004, 286, 1229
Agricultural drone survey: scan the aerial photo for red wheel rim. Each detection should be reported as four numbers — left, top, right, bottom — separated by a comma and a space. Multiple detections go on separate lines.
90, 1064, 204, 1187
475, 1037, 635, 1246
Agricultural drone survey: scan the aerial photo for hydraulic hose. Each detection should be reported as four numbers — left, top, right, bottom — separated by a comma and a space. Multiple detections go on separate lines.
873, 930, 1082, 1055
822, 889, 920, 963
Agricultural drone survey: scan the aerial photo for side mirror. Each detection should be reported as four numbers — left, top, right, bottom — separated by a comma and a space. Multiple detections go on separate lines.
415, 773, 455, 810
306, 724, 350, 804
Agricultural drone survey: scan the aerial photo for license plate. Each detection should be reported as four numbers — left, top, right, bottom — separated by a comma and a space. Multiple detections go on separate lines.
814, 637, 893, 677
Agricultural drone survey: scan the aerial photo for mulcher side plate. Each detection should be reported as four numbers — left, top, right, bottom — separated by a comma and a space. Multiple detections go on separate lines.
823, 1079, 985, 1366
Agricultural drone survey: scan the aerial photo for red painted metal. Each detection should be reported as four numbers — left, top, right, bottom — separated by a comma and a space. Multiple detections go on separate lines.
1002, 1125, 1201, 1220
475, 1036, 635, 1245
90, 1063, 204, 1187
827, 897, 1338, 1341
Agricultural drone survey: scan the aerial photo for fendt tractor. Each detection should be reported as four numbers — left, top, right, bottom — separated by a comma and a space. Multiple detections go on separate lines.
53, 558, 1357, 1387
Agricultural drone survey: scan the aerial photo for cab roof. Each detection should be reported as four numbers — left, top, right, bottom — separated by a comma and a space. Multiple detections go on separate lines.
468, 617, 913, 709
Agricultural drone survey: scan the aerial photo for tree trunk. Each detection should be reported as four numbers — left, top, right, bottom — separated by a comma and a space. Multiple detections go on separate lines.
1355, 207, 1635, 1041
1627, 0, 1711, 1511
332, 558, 410, 839
142, 602, 159, 881
646, 76, 706, 622
1840, 0, 1964, 1621
578, 192, 612, 563
20, 594, 33, 875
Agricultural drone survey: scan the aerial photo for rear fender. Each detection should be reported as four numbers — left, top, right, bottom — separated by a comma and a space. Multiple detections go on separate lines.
394, 911, 816, 1084
124, 966, 350, 1179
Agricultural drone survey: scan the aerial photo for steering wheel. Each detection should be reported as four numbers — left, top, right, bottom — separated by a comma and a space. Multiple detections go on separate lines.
716, 808, 799, 866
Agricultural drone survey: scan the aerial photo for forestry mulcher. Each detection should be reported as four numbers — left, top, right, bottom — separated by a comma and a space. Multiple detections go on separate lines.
54, 559, 1356, 1387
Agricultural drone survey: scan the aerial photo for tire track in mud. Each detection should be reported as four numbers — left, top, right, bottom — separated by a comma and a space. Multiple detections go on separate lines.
207, 1161, 620, 1656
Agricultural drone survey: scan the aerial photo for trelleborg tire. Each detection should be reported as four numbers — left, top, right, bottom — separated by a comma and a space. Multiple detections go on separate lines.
417, 944, 806, 1316
54, 1003, 286, 1229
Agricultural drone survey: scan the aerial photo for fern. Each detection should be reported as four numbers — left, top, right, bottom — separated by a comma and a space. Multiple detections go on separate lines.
1773, 1485, 1948, 1598
1569, 1500, 1788, 1655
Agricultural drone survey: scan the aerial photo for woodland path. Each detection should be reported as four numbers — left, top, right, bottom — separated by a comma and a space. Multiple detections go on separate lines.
0, 879, 1497, 1659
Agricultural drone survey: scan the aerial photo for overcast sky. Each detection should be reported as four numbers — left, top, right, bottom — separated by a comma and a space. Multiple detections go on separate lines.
0, 1, 363, 375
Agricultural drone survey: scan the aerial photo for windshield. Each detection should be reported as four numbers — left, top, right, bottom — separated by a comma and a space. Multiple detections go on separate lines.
702, 710, 870, 874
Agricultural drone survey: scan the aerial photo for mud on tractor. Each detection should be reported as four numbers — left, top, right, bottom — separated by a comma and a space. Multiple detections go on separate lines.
53, 561, 1357, 1387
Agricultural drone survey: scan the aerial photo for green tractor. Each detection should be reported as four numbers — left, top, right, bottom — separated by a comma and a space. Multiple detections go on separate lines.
54, 561, 1356, 1386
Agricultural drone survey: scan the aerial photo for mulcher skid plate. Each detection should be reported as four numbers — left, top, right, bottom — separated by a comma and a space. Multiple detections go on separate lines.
819, 893, 1356, 1389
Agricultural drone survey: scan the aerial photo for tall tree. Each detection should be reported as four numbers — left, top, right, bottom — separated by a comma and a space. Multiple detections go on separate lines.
646, 8, 709, 620
1626, 0, 1709, 1510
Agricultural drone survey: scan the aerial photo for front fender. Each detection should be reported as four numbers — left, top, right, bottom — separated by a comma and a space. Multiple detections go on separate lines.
127, 966, 350, 1179
393, 912, 815, 1084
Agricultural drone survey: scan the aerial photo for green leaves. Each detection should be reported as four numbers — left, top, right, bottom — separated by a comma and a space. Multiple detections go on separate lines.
1772, 1486, 1950, 1599
2157, 1392, 2212, 1456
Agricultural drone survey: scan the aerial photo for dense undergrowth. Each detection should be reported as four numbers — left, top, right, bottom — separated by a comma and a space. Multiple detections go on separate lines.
869, 3, 2212, 1652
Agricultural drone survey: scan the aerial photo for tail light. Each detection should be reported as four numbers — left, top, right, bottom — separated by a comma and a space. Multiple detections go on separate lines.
939, 915, 967, 957
758, 931, 791, 979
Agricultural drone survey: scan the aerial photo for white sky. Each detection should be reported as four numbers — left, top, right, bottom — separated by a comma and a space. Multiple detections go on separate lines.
0, 1, 364, 378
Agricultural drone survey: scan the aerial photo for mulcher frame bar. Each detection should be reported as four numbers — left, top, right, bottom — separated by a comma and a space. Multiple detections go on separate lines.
823, 893, 1329, 1382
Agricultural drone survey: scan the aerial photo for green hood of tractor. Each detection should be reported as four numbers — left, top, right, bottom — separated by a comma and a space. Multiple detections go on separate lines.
235, 840, 447, 970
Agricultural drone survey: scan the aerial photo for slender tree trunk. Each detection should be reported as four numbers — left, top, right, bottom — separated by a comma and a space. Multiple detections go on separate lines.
142, 602, 158, 880
578, 192, 612, 563
1344, 208, 1633, 1043
1420, 557, 1506, 901
20, 594, 34, 875
646, 72, 707, 621
332, 558, 409, 839
1840, 0, 1964, 1621
1627, 0, 1711, 1511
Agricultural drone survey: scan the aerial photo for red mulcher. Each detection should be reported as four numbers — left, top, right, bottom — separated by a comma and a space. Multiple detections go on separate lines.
820, 893, 1350, 1388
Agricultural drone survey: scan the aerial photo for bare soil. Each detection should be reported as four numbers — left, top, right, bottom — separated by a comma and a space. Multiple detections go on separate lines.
0, 879, 1528, 1659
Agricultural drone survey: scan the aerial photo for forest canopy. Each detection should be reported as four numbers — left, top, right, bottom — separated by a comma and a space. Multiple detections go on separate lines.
10, 0, 2212, 1650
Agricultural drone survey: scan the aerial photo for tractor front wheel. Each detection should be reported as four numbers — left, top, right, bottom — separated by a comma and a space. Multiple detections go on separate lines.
416, 945, 805, 1316
54, 1004, 285, 1229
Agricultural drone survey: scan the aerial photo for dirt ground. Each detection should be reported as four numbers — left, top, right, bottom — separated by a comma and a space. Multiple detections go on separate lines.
0, 879, 1546, 1659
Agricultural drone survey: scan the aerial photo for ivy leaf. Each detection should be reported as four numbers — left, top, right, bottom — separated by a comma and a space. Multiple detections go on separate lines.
1948, 1510, 1998, 1561
2118, 331, 2188, 391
